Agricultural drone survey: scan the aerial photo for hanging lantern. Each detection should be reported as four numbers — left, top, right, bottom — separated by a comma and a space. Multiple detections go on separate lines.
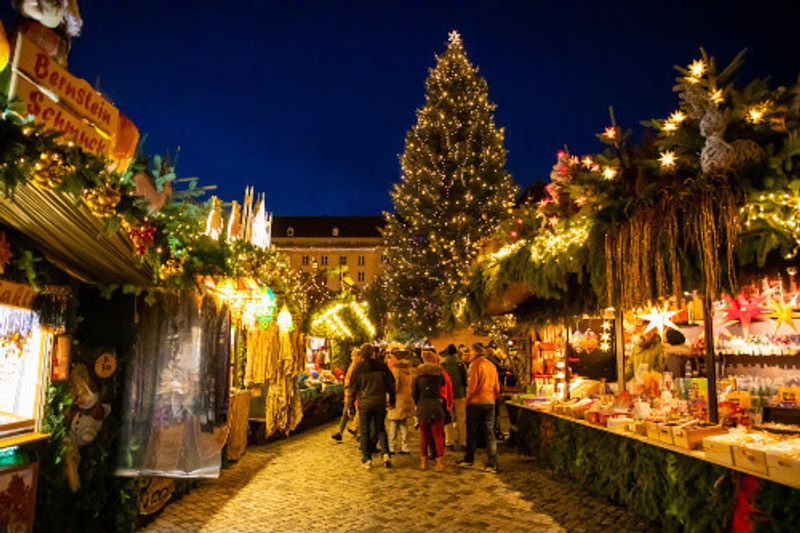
277, 304, 293, 332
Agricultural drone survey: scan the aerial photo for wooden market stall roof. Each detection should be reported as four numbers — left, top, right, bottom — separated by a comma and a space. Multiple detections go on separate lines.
0, 183, 152, 285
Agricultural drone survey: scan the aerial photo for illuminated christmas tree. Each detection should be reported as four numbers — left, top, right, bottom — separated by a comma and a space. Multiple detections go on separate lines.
383, 31, 517, 339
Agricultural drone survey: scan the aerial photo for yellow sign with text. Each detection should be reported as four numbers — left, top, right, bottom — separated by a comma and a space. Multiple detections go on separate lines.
12, 32, 119, 137
10, 75, 111, 156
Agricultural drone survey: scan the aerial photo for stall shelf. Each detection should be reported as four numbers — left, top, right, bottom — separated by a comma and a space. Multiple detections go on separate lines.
508, 402, 800, 530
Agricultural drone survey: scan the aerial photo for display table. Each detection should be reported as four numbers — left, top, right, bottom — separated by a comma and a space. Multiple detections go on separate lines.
507, 402, 800, 530
296, 384, 344, 433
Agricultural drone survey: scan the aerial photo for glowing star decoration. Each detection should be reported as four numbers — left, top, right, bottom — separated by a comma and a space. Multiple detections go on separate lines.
599, 341, 611, 352
668, 111, 686, 124
663, 121, 678, 133
687, 59, 706, 82
581, 156, 594, 169
722, 291, 772, 338
709, 89, 724, 104
602, 127, 616, 140
602, 166, 617, 180
659, 150, 677, 169
600, 331, 611, 343
770, 296, 797, 334
746, 102, 770, 125
277, 304, 293, 332
640, 306, 678, 337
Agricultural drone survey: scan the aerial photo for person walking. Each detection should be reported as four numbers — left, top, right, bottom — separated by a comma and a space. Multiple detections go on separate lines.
348, 344, 395, 469
412, 350, 448, 472
442, 344, 468, 450
386, 353, 414, 455
332, 347, 362, 442
456, 343, 500, 473
484, 345, 507, 442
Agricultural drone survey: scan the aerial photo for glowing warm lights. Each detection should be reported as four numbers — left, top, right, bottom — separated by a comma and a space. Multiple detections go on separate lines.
529, 218, 591, 264
602, 126, 616, 140
709, 88, 724, 104
743, 192, 800, 257
659, 150, 677, 169
310, 300, 375, 339
602, 166, 618, 180
581, 156, 594, 169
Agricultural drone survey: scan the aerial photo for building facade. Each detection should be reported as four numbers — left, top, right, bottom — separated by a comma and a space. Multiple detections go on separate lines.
271, 216, 384, 290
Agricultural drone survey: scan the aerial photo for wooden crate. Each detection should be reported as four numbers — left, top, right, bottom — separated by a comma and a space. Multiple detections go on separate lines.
703, 436, 735, 466
659, 425, 675, 445
734, 445, 769, 475
646, 421, 661, 441
766, 453, 800, 488
673, 425, 724, 450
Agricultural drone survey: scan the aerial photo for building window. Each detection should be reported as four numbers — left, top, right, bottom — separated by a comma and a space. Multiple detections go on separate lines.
358, 255, 365, 266
302, 255, 309, 265
339, 255, 347, 265
286, 226, 294, 237
357, 272, 365, 282
332, 227, 339, 237
321, 256, 328, 266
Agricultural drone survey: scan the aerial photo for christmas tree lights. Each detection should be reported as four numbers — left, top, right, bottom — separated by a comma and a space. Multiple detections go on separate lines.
382, 31, 516, 338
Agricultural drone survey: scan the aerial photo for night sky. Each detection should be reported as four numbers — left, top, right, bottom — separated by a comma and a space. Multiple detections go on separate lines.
3, 1, 800, 215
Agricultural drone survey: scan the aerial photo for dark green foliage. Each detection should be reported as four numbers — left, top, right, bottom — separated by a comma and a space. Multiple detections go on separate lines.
516, 409, 741, 531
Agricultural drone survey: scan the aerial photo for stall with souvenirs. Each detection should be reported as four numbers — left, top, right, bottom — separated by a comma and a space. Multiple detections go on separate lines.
467, 49, 800, 529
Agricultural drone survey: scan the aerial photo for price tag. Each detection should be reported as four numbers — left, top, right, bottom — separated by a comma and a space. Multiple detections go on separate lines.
95, 353, 117, 379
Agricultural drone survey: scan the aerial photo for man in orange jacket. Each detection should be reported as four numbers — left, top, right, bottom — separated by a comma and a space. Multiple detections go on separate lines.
456, 343, 500, 473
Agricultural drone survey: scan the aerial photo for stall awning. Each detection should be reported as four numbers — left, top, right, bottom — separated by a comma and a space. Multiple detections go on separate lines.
0, 183, 152, 286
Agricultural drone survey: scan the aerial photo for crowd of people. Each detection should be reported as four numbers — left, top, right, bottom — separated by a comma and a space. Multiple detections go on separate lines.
331, 342, 504, 473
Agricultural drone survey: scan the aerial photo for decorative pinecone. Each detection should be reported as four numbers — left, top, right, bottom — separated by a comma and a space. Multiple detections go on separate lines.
83, 185, 122, 218
31, 152, 67, 190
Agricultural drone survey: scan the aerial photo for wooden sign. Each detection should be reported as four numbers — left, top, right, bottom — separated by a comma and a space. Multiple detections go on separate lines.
12, 32, 119, 137
94, 352, 116, 379
7, 31, 137, 167
0, 280, 36, 310
136, 477, 175, 516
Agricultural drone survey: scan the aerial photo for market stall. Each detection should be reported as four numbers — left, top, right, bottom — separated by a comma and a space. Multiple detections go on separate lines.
459, 49, 800, 529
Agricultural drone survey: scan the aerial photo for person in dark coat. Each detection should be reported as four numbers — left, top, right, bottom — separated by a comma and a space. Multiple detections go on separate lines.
348, 344, 396, 468
412, 353, 447, 471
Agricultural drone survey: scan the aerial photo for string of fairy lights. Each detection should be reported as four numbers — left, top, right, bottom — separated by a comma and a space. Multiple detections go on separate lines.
310, 300, 376, 340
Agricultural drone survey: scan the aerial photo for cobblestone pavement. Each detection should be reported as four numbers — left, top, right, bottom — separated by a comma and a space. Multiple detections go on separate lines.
142, 421, 655, 533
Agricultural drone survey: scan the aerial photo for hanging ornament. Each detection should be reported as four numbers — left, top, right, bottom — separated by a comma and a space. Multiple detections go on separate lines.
0, 232, 13, 274
158, 255, 186, 281
770, 296, 797, 334
722, 291, 771, 338
82, 185, 122, 218
129, 225, 157, 256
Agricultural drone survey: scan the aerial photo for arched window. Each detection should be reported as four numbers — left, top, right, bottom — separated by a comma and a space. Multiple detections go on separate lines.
286, 227, 294, 237
332, 227, 339, 237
